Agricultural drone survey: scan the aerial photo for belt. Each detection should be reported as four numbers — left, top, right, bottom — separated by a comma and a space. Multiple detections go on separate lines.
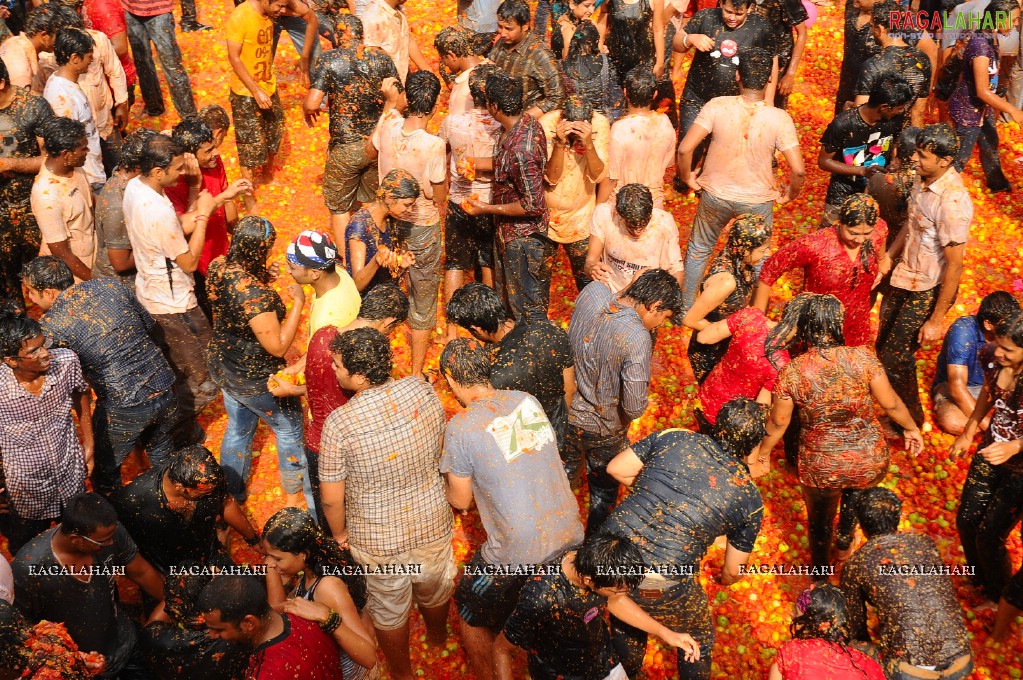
896, 653, 972, 679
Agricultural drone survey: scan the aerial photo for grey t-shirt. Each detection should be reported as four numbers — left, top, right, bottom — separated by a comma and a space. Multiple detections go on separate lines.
92, 171, 136, 291
441, 390, 583, 566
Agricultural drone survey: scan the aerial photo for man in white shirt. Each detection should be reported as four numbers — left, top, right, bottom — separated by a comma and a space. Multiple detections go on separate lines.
360, 0, 431, 81
42, 27, 104, 188
123, 133, 219, 437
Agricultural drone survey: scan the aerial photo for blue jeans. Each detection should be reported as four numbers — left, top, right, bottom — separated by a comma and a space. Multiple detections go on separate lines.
681, 190, 775, 311
92, 390, 179, 495
125, 12, 196, 117
219, 390, 315, 511
953, 119, 1011, 191
273, 15, 323, 82
563, 426, 629, 536
496, 233, 555, 324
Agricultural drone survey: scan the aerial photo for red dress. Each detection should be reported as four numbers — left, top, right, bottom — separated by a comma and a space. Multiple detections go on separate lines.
305, 325, 351, 453
165, 156, 230, 276
247, 613, 345, 680
759, 222, 887, 347
777, 638, 886, 679
698, 307, 789, 425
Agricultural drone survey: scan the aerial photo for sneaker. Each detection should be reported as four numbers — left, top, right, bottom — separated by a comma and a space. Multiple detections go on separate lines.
181, 20, 213, 32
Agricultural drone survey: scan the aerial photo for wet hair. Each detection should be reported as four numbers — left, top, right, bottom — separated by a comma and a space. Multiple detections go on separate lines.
0, 308, 42, 359
60, 493, 119, 537
163, 557, 233, 627
712, 398, 768, 459
41, 117, 87, 156
21, 256, 74, 292
496, 0, 531, 26
977, 291, 1020, 330
563, 94, 593, 123
915, 122, 959, 159
225, 216, 276, 284
707, 214, 771, 309
447, 282, 510, 334
335, 13, 364, 43
623, 67, 657, 108
866, 73, 913, 109
870, 0, 901, 28
737, 46, 772, 90
472, 30, 494, 56
197, 576, 270, 625
24, 4, 63, 37
440, 338, 492, 387
616, 184, 654, 226
838, 194, 881, 282
53, 27, 94, 66
172, 117, 214, 155
791, 585, 853, 644
566, 20, 600, 59
721, 0, 753, 9
574, 532, 645, 590
764, 293, 817, 370
263, 507, 367, 609
329, 327, 392, 386
996, 309, 1023, 348
798, 293, 846, 349
198, 104, 231, 133
0, 59, 7, 87
51, 3, 85, 30
468, 63, 499, 109
379, 168, 421, 200
855, 487, 902, 537
358, 283, 410, 327
895, 125, 920, 163
982, 0, 1019, 32
167, 445, 226, 490
139, 134, 184, 174
485, 71, 524, 116
405, 70, 441, 116
435, 25, 474, 58
622, 269, 685, 319
119, 128, 159, 172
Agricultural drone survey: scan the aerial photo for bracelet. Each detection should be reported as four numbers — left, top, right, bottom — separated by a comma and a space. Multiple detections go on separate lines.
194, 215, 209, 222
320, 609, 342, 634
682, 34, 690, 49
244, 534, 261, 546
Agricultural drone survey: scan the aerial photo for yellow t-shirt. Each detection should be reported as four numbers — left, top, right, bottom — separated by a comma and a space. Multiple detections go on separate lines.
225, 2, 276, 97
309, 272, 362, 337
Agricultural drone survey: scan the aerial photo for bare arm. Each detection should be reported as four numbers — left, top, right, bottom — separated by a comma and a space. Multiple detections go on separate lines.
720, 542, 751, 586
869, 371, 923, 452
695, 318, 733, 346
605, 593, 700, 660
444, 472, 474, 512
563, 366, 576, 410
493, 633, 519, 680
918, 244, 964, 344
321, 480, 348, 547
651, 0, 666, 78
946, 365, 979, 424
751, 280, 772, 313
47, 240, 93, 281
778, 22, 807, 96
757, 396, 793, 463
0, 156, 45, 176
73, 389, 95, 476
682, 272, 735, 331
125, 553, 166, 602
222, 495, 259, 542
677, 123, 711, 191
107, 248, 135, 274
313, 579, 379, 668
606, 447, 645, 487
764, 56, 779, 107
971, 55, 1023, 120
227, 41, 273, 108
780, 145, 806, 202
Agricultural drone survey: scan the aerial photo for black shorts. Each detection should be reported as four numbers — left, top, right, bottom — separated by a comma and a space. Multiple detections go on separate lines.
454, 551, 527, 632
444, 200, 495, 271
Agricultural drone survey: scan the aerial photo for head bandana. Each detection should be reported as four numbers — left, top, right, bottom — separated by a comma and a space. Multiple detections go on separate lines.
287, 230, 339, 270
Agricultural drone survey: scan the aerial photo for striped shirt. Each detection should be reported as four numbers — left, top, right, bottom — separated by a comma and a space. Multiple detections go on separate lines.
567, 282, 653, 436
119, 0, 174, 18
319, 377, 451, 556
488, 30, 565, 114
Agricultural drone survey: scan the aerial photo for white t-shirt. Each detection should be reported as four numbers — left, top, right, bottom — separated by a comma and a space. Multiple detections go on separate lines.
439, 108, 501, 203
372, 109, 447, 226
608, 111, 676, 209
123, 177, 196, 314
590, 202, 685, 293
43, 75, 105, 186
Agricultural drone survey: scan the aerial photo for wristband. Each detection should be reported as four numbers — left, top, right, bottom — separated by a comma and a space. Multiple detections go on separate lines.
320, 609, 341, 634
683, 34, 690, 49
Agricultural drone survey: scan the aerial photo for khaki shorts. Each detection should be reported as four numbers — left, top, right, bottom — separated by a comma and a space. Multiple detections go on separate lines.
229, 91, 284, 169
399, 220, 442, 331
323, 139, 379, 215
349, 533, 456, 630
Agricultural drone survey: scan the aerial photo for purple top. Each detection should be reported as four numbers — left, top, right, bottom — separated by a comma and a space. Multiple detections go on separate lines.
949, 34, 999, 128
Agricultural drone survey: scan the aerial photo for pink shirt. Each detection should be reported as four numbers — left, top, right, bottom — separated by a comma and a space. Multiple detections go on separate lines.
372, 109, 446, 226
608, 111, 675, 209
362, 0, 410, 80
0, 35, 43, 94
590, 201, 684, 293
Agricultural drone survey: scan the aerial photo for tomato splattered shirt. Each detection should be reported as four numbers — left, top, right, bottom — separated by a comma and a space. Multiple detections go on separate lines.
246, 613, 344, 680
759, 223, 887, 347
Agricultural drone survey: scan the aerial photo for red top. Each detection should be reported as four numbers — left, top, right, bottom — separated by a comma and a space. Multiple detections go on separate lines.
776, 638, 886, 680
83, 0, 137, 85
305, 325, 351, 453
247, 613, 345, 680
759, 222, 887, 347
699, 308, 789, 425
165, 156, 230, 276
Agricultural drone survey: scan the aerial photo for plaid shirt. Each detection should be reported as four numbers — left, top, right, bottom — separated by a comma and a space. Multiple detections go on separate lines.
492, 114, 550, 244
0, 348, 88, 520
488, 31, 565, 115
320, 377, 450, 556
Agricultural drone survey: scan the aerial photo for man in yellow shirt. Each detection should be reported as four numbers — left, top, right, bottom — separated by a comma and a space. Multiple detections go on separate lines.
286, 230, 361, 336
225, 0, 288, 192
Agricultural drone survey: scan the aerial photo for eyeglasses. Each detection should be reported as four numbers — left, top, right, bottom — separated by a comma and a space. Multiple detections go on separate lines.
15, 336, 52, 360
76, 533, 115, 547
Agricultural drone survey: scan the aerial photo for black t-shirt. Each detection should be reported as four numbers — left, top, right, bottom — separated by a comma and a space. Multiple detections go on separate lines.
855, 45, 932, 101
603, 429, 764, 571
502, 552, 618, 680
310, 45, 400, 147
0, 88, 54, 208
749, 0, 808, 62
113, 466, 228, 574
820, 108, 904, 206
206, 258, 287, 397
836, 6, 879, 104
13, 525, 139, 675
143, 622, 249, 680
682, 10, 777, 103
491, 321, 574, 439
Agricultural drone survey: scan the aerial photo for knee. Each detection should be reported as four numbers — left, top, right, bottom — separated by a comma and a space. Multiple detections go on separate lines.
934, 407, 968, 436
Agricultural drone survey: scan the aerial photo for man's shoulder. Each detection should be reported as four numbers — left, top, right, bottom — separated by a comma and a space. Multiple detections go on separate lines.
12, 528, 59, 568
947, 314, 979, 339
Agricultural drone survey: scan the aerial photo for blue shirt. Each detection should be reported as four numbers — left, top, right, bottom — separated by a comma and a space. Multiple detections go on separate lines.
344, 207, 394, 292
41, 277, 175, 407
932, 315, 986, 390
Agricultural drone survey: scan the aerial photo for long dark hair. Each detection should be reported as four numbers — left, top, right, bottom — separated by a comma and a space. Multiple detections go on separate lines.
763, 293, 816, 370
995, 310, 1023, 405
837, 194, 880, 287
796, 293, 846, 350
263, 508, 367, 610
791, 585, 873, 679
226, 216, 276, 284
714, 214, 771, 291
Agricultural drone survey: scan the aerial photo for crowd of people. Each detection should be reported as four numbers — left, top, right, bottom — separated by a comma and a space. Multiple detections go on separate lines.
1, 0, 1023, 677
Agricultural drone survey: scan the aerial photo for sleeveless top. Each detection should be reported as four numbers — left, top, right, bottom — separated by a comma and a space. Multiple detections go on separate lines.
606, 0, 654, 77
